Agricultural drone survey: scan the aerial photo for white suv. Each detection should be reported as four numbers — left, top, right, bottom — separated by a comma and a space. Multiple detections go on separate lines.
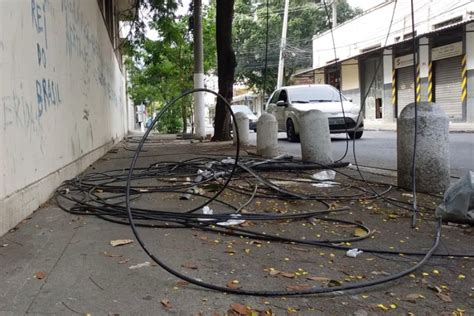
265, 84, 364, 142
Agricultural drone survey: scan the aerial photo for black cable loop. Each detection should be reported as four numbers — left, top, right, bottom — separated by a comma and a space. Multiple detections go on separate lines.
120, 89, 451, 296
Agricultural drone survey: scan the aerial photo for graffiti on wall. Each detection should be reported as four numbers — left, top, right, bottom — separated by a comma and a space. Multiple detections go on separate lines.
2, 0, 124, 134
61, 0, 122, 107
2, 89, 42, 137
31, 0, 61, 118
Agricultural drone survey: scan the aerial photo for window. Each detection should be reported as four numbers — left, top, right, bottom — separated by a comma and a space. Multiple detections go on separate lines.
98, 0, 117, 48
287, 86, 347, 103
278, 90, 288, 102
269, 91, 280, 104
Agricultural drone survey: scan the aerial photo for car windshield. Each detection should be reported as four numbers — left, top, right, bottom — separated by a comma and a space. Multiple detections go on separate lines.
231, 105, 253, 115
288, 86, 347, 103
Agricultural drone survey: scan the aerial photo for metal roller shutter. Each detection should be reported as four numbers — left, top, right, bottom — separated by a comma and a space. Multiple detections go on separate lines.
434, 56, 462, 120
397, 66, 414, 116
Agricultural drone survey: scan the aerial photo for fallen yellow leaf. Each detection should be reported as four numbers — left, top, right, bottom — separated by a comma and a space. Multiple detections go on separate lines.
353, 228, 366, 237
377, 304, 389, 311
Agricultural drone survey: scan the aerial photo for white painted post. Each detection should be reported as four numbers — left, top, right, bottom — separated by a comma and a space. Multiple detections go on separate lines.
193, 0, 206, 139
419, 37, 429, 101
383, 48, 394, 121
257, 113, 278, 158
233, 112, 249, 146
332, 0, 338, 28
299, 110, 333, 164
276, 0, 289, 89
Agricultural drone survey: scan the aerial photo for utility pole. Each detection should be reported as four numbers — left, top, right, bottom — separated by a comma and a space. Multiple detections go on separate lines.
277, 0, 289, 88
193, 0, 206, 139
332, 0, 337, 28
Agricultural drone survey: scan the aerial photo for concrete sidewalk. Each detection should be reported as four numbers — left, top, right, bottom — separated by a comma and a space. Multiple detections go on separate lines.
0, 136, 472, 315
365, 120, 474, 133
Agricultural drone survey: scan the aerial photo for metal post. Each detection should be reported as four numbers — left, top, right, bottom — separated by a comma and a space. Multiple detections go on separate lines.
277, 0, 290, 88
193, 0, 206, 139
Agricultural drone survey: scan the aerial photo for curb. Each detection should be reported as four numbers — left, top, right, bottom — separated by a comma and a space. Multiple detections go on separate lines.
364, 128, 474, 133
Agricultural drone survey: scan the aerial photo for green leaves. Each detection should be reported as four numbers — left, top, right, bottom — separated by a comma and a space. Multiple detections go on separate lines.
127, 3, 216, 133
233, 0, 361, 95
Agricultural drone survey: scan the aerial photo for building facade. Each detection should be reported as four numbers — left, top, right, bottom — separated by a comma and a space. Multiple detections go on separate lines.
0, 0, 134, 236
297, 0, 474, 124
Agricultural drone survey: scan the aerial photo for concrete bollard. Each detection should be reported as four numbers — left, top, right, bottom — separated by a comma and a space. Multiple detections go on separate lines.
299, 110, 333, 164
397, 102, 450, 193
257, 113, 278, 158
233, 112, 250, 146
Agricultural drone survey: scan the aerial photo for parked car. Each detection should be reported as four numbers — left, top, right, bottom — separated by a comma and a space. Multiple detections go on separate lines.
231, 105, 258, 132
265, 84, 363, 142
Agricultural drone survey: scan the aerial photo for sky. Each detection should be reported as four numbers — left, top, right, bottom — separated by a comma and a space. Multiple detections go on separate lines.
176, 0, 386, 13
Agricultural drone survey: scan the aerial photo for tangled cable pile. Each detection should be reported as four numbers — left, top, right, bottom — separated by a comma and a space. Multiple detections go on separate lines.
55, 89, 472, 296
57, 155, 378, 231
56, 147, 449, 296
53, 88, 462, 296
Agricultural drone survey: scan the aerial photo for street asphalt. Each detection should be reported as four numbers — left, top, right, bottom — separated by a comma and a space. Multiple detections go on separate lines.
248, 131, 474, 178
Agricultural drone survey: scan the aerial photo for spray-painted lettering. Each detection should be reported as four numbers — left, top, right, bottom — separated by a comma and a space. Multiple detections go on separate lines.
2, 91, 42, 138
31, 0, 48, 47
36, 79, 61, 117
31, 0, 62, 118
36, 43, 46, 68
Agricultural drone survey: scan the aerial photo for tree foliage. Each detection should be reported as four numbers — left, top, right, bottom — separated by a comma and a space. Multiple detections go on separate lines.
125, 0, 360, 136
126, 2, 216, 133
234, 0, 362, 96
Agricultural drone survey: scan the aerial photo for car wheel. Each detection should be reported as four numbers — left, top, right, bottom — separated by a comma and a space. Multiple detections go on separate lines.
286, 119, 299, 142
348, 131, 363, 139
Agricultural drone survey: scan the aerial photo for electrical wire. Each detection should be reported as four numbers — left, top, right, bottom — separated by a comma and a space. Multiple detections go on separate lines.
409, 0, 419, 228
55, 105, 470, 297
103, 88, 470, 296
55, 1, 472, 297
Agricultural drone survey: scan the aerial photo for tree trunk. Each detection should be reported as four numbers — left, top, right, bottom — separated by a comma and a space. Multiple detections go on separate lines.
212, 0, 236, 141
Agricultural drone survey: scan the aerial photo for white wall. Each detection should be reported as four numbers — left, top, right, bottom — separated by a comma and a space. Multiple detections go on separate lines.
312, 0, 474, 69
0, 0, 127, 236
314, 71, 325, 84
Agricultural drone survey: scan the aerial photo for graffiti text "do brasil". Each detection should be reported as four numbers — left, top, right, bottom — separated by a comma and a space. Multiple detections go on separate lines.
32, 0, 61, 118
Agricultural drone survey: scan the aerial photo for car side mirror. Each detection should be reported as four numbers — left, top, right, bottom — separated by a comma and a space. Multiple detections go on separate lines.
276, 100, 287, 107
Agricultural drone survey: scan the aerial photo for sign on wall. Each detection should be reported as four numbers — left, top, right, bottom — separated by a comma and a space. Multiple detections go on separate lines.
394, 54, 414, 69
431, 41, 463, 61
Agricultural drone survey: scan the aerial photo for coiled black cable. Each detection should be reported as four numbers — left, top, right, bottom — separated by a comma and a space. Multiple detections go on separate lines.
120, 88, 448, 296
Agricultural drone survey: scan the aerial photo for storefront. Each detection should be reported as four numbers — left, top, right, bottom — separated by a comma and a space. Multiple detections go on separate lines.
431, 40, 464, 120
394, 53, 415, 117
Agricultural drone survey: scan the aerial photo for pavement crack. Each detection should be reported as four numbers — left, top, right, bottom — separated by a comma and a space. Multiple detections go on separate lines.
61, 301, 83, 314
89, 275, 105, 291
25, 228, 79, 314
